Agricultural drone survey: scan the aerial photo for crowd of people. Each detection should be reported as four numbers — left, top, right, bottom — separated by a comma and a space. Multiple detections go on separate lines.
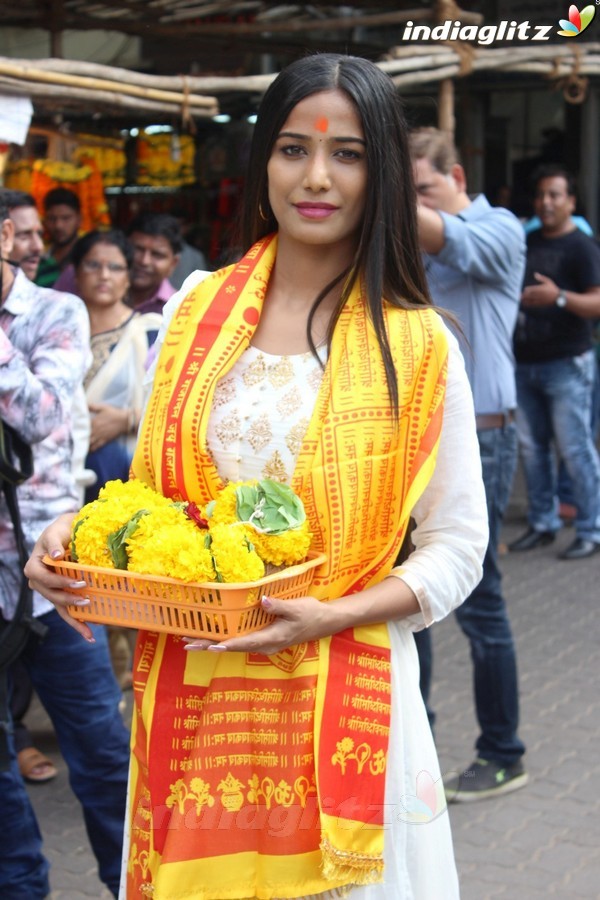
0, 51, 599, 899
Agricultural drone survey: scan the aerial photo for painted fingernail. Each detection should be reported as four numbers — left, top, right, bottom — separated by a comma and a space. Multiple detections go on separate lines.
261, 595, 272, 609
84, 636, 96, 643
183, 643, 204, 650
50, 550, 63, 559
69, 580, 87, 588
73, 598, 91, 606
207, 644, 227, 652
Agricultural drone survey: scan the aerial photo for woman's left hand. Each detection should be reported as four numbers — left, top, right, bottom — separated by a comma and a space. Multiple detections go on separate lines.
183, 594, 337, 655
88, 402, 128, 452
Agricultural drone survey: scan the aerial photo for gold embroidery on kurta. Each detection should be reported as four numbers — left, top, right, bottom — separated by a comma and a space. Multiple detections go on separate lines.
277, 385, 303, 417
212, 377, 236, 407
243, 354, 267, 386
262, 449, 288, 482
246, 413, 272, 451
267, 355, 294, 388
286, 418, 311, 456
215, 412, 241, 447
307, 365, 325, 392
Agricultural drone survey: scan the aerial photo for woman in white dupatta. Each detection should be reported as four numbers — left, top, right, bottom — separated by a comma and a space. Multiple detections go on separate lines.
71, 229, 162, 504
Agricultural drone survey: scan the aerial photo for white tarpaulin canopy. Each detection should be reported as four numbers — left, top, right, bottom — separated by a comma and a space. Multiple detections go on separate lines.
0, 95, 33, 145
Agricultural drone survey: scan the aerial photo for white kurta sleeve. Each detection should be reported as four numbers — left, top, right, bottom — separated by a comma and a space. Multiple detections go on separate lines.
391, 327, 488, 629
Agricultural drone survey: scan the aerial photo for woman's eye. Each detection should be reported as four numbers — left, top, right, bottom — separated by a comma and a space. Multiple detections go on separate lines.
335, 148, 362, 161
280, 144, 306, 157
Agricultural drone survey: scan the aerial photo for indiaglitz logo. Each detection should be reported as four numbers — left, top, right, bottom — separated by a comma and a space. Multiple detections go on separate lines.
401, 4, 597, 45
557, 4, 596, 37
401, 19, 554, 44
398, 770, 447, 824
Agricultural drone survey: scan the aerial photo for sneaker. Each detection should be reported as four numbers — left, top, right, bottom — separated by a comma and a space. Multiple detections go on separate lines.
444, 758, 528, 802
508, 527, 555, 552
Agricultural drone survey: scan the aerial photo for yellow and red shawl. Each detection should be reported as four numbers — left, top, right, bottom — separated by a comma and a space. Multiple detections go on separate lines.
127, 235, 448, 899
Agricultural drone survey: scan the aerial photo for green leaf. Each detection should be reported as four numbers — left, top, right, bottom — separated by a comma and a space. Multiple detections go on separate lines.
235, 484, 260, 523
235, 479, 305, 534
70, 516, 86, 562
107, 509, 150, 570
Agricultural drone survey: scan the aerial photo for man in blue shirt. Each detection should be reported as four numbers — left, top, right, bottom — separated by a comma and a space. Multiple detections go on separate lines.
409, 127, 527, 801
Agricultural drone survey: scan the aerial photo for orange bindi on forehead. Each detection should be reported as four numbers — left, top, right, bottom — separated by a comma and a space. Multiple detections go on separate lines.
314, 116, 329, 133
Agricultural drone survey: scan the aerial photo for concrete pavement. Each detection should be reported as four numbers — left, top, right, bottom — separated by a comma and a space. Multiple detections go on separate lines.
23, 501, 600, 899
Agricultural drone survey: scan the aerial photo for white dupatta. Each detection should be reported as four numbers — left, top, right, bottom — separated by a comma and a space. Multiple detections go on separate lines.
86, 311, 162, 455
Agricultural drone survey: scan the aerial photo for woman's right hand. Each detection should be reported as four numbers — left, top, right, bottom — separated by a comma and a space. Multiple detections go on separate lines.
24, 512, 96, 642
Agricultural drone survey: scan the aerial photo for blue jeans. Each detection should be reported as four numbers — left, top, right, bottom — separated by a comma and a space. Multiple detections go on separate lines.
0, 610, 130, 899
557, 351, 600, 507
416, 423, 525, 766
516, 351, 600, 541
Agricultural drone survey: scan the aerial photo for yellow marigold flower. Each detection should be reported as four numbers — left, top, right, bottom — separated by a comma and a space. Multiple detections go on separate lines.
72, 511, 121, 567
71, 479, 173, 565
209, 481, 247, 526
246, 519, 312, 567
126, 506, 215, 582
209, 522, 265, 583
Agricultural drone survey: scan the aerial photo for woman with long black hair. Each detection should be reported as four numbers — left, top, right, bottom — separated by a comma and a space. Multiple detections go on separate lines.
27, 54, 486, 899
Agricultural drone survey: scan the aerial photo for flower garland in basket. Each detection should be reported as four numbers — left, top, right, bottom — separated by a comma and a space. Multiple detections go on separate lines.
70, 478, 312, 584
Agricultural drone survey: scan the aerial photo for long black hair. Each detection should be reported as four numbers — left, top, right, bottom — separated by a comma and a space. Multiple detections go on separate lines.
240, 54, 433, 412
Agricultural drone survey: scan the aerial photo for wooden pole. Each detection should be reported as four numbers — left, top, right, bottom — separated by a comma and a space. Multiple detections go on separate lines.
438, 79, 455, 136
49, 0, 64, 59
0, 61, 218, 110
0, 78, 219, 118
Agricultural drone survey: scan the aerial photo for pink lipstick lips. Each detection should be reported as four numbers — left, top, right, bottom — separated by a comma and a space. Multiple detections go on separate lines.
294, 202, 338, 219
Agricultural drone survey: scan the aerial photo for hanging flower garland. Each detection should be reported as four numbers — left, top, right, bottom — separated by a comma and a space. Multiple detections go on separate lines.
30, 158, 111, 231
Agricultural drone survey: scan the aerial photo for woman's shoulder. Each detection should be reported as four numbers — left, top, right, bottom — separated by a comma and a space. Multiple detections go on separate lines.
161, 268, 214, 329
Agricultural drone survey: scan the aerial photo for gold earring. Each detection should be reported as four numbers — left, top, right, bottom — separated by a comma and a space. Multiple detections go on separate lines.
259, 202, 268, 221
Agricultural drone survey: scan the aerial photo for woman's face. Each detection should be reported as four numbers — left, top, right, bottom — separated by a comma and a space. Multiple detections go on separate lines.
267, 89, 367, 255
76, 242, 130, 309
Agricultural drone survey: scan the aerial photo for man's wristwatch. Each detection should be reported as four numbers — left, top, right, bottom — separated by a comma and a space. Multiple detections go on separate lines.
555, 290, 568, 308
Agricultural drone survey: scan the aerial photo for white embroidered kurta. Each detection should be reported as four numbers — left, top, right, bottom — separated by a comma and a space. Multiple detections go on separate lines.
206, 344, 327, 485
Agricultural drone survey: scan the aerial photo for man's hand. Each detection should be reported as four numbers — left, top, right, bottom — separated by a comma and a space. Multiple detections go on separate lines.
520, 272, 560, 308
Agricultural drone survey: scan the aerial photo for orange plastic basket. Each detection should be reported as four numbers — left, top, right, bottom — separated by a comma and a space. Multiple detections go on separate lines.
43, 551, 327, 640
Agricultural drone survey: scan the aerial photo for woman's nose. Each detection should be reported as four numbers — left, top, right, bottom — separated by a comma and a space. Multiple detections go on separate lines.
303, 150, 332, 191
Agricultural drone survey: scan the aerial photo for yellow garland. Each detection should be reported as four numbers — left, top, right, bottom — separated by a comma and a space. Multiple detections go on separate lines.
126, 506, 215, 582
69, 478, 312, 584
208, 482, 239, 526
209, 522, 265, 583
245, 520, 312, 567
72, 479, 173, 567
209, 480, 312, 566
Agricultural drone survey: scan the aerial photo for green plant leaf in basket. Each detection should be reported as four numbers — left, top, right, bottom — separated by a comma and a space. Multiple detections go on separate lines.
236, 479, 306, 534
203, 531, 223, 582
70, 515, 87, 562
107, 509, 150, 570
